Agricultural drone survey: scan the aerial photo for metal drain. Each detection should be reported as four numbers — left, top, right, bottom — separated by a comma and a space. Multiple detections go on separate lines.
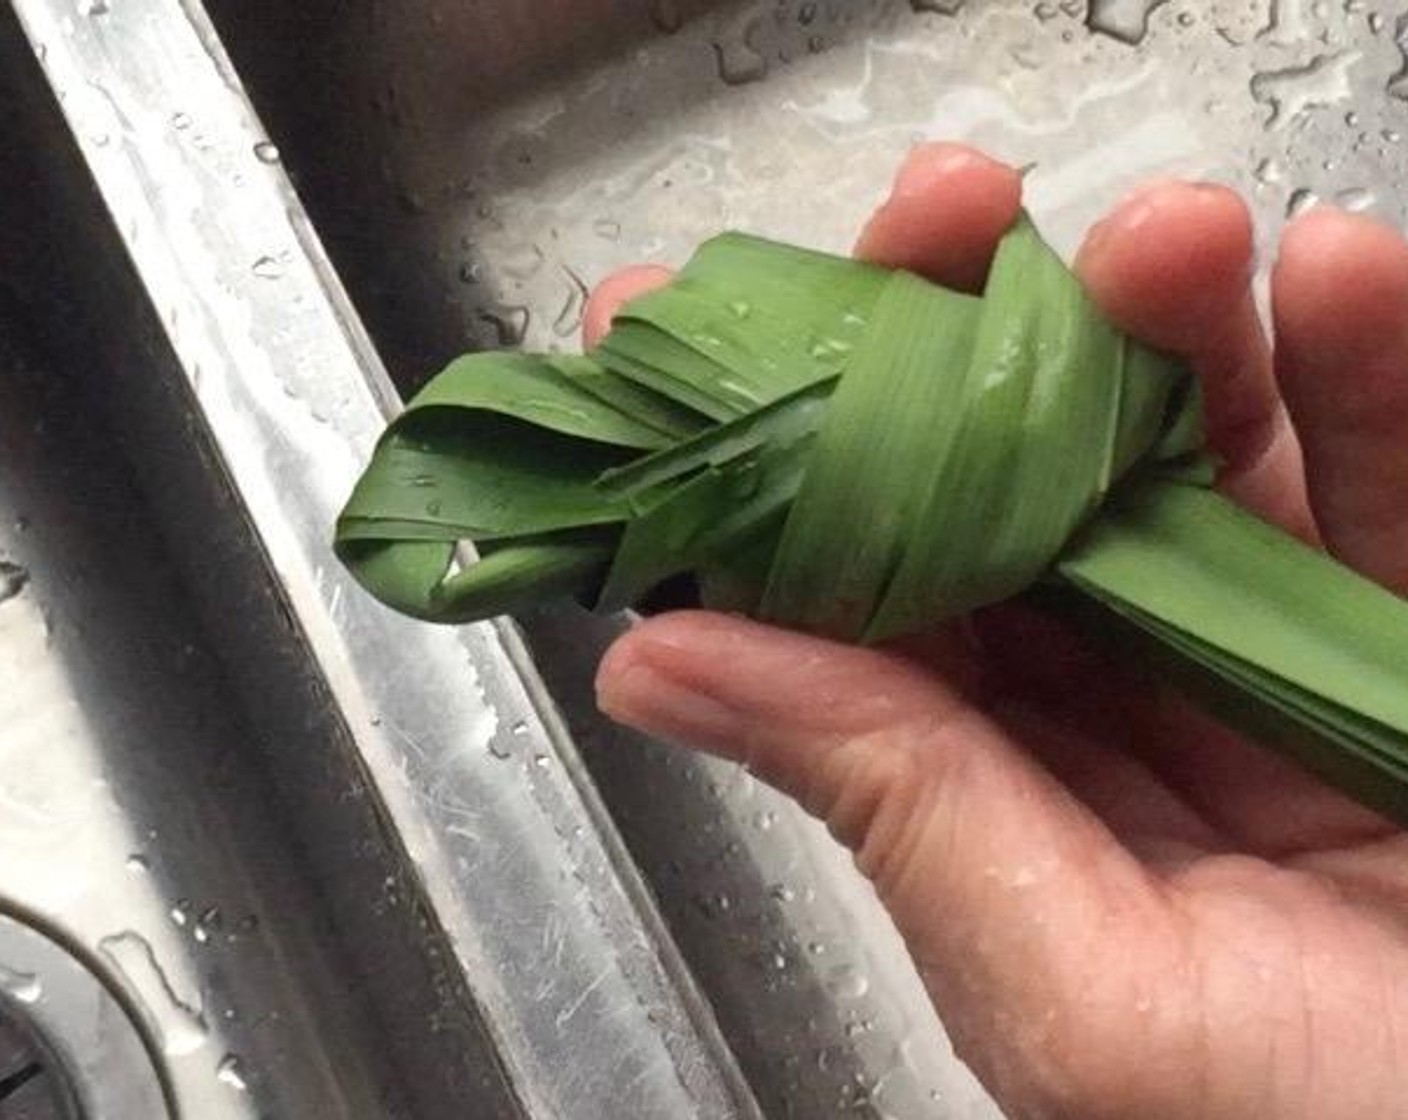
0, 914, 169, 1119
0, 999, 74, 1119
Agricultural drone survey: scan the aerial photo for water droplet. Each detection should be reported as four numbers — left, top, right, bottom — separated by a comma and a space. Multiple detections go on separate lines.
1387, 14, 1408, 100
648, 0, 683, 33
807, 940, 826, 955
824, 962, 870, 999
693, 891, 733, 918
1010, 865, 1038, 888
712, 21, 769, 86
768, 882, 796, 903
0, 561, 29, 604
193, 906, 223, 945
1286, 186, 1320, 217
13, 515, 30, 533
592, 218, 621, 241
1334, 185, 1375, 211
85, 0, 109, 15
458, 261, 481, 284
253, 141, 280, 164
1368, 11, 1384, 34
1008, 39, 1043, 68
1087, 0, 1167, 44
251, 255, 284, 280
1258, 0, 1320, 45
1253, 156, 1284, 186
425, 499, 443, 517
553, 270, 589, 338
807, 336, 851, 360
99, 931, 208, 1056
0, 965, 42, 1004
1251, 51, 1361, 127
170, 900, 192, 928
532, 753, 550, 768
477, 306, 530, 347
170, 111, 192, 131
752, 809, 776, 831
125, 853, 150, 874
843, 1016, 875, 1037
216, 1053, 249, 1092
502, 244, 546, 282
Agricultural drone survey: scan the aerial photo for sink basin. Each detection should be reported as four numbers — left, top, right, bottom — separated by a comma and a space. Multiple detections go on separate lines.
0, 33, 414, 1120
1, 2, 754, 1116
4, 0, 1405, 1116
0, 12, 520, 1116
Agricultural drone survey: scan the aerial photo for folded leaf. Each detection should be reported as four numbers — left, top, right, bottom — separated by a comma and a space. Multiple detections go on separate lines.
335, 216, 1408, 825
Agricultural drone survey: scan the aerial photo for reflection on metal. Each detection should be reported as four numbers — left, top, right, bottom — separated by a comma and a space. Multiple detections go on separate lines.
0, 914, 168, 1119
0, 62, 407, 1111
3, 0, 757, 1116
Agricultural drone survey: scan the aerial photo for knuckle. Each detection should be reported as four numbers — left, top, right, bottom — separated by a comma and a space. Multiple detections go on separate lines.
805, 724, 948, 895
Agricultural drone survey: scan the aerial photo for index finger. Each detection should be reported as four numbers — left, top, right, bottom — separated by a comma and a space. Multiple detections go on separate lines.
582, 142, 1025, 350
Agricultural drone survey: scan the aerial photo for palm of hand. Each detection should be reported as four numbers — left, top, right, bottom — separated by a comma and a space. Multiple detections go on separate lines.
589, 146, 1408, 1119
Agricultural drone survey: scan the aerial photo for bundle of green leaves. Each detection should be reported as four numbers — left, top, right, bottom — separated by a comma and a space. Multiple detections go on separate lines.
336, 216, 1408, 823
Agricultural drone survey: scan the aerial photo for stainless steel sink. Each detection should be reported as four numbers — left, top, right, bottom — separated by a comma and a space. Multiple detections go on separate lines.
0, 2, 752, 1116
0, 12, 514, 1116
2, 0, 1405, 1117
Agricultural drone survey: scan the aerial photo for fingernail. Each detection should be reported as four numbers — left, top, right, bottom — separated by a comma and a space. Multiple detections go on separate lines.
891, 142, 986, 202
1078, 216, 1115, 265
1113, 179, 1228, 234
597, 661, 746, 756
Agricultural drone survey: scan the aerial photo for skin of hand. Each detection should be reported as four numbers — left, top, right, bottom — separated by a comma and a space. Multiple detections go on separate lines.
583, 144, 1408, 1120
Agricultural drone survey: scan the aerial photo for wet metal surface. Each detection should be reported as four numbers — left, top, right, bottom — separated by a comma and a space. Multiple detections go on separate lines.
2, 0, 756, 1116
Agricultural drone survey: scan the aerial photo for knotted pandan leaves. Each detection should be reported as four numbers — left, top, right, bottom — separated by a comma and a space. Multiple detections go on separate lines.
336, 214, 1408, 824
335, 217, 1193, 635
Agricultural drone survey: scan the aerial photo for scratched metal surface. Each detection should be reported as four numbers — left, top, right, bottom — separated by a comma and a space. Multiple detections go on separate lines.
1, 1, 759, 1116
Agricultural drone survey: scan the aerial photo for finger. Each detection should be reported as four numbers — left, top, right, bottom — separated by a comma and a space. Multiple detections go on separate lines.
1076, 181, 1313, 536
1272, 208, 1408, 594
596, 611, 1181, 1112
854, 142, 1024, 292
582, 264, 674, 349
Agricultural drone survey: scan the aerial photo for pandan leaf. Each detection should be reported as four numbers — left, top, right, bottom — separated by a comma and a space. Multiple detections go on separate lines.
335, 215, 1408, 825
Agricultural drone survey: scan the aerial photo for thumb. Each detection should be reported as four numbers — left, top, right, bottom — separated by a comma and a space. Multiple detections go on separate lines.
597, 611, 1174, 1112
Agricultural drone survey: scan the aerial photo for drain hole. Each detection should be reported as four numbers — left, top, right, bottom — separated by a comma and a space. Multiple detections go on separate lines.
0, 1003, 75, 1120
0, 914, 171, 1118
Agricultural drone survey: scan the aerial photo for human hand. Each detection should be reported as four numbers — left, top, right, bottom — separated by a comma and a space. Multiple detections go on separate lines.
586, 144, 1408, 1119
